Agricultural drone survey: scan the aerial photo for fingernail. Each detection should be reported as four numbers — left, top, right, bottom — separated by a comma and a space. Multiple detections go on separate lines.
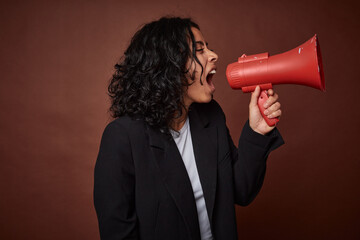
264, 110, 268, 115
263, 103, 268, 108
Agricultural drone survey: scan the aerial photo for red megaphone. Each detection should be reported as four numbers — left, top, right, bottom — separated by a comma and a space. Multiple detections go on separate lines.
226, 34, 325, 126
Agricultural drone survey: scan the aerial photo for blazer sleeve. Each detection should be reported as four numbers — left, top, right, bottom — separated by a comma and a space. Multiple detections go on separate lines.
230, 120, 284, 206
93, 120, 139, 240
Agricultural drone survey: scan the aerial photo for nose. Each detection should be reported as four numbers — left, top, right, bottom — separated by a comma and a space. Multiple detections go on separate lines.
208, 49, 218, 63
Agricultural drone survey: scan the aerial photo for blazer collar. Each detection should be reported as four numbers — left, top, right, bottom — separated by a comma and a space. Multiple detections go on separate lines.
188, 104, 218, 226
147, 104, 218, 237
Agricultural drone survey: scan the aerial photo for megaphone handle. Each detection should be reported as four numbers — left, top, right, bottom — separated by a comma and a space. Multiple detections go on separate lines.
257, 90, 279, 127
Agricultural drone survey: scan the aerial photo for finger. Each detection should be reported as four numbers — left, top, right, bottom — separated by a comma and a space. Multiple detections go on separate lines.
264, 102, 281, 115
250, 86, 261, 108
267, 88, 274, 96
267, 109, 282, 119
264, 93, 279, 108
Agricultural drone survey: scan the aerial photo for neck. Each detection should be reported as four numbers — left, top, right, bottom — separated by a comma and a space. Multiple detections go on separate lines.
171, 102, 191, 131
171, 112, 188, 131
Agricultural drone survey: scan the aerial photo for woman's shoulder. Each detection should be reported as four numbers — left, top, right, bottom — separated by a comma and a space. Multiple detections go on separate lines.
102, 115, 146, 138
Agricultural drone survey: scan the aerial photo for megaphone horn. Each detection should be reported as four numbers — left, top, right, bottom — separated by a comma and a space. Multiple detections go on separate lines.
226, 34, 325, 126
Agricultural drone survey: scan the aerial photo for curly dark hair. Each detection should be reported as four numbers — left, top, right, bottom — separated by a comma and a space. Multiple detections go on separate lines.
108, 17, 203, 134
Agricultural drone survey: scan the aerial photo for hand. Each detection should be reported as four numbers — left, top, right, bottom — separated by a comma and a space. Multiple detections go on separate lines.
249, 86, 282, 135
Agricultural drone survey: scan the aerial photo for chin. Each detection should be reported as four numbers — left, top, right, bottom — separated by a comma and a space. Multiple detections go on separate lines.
199, 95, 213, 103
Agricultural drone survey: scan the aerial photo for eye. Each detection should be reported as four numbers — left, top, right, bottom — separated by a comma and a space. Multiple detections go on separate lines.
196, 48, 204, 53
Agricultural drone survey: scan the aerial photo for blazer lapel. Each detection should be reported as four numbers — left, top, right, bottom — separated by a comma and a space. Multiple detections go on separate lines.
188, 105, 218, 226
147, 126, 201, 240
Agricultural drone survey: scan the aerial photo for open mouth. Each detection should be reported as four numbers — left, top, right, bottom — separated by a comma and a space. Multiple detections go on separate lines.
206, 69, 216, 90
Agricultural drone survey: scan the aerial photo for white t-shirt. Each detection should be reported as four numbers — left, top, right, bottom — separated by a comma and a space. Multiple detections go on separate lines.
170, 117, 213, 240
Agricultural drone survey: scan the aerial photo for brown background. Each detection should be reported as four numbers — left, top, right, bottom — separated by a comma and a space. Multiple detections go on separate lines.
1, 0, 359, 239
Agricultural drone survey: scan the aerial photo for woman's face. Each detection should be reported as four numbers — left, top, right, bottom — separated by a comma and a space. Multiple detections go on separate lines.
184, 27, 218, 107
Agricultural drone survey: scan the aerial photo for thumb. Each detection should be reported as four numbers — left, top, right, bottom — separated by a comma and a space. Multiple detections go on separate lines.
250, 86, 261, 108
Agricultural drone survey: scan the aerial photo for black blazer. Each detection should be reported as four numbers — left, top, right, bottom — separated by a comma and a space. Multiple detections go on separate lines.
94, 100, 284, 240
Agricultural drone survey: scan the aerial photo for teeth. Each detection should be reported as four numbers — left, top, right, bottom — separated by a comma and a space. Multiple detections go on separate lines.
209, 69, 216, 74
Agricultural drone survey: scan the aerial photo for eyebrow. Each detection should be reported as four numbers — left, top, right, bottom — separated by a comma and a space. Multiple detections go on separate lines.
195, 41, 209, 47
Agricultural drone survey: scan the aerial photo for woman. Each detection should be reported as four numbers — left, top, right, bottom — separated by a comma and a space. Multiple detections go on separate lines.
94, 17, 284, 240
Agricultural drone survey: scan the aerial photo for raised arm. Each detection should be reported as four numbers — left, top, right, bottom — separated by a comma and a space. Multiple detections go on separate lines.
231, 86, 284, 205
